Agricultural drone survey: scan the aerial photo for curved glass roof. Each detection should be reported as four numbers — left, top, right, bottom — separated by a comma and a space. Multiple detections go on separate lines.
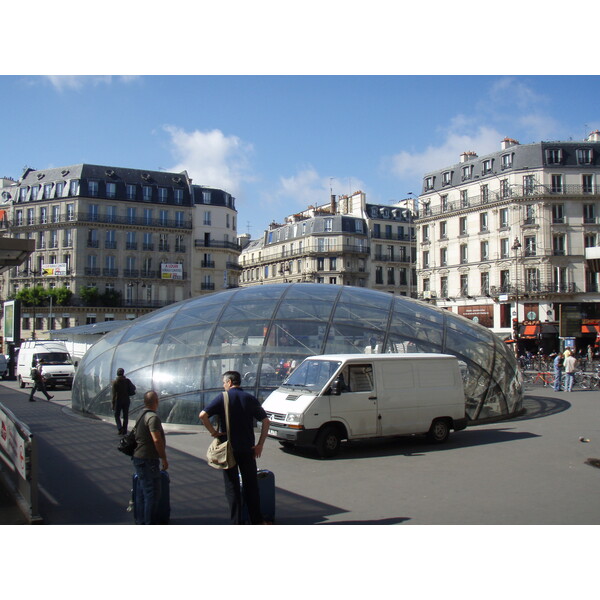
72, 284, 523, 424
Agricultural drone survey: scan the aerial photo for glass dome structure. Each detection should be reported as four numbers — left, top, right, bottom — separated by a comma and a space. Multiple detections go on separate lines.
72, 283, 523, 425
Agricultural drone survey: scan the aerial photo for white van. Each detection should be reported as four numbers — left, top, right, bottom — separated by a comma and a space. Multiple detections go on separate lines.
16, 340, 75, 390
262, 353, 468, 457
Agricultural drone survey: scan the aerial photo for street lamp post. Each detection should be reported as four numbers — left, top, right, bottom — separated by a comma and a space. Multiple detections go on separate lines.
512, 237, 522, 353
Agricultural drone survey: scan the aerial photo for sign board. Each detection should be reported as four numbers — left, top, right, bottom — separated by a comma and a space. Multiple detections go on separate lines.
457, 304, 494, 328
160, 263, 183, 280
2, 299, 20, 343
0, 405, 27, 479
42, 263, 67, 276
559, 304, 581, 338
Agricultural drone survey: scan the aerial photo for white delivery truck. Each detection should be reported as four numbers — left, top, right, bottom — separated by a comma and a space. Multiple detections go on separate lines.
262, 353, 468, 457
16, 340, 76, 390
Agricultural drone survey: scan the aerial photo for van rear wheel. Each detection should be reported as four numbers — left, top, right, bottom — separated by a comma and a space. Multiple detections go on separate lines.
427, 419, 450, 443
316, 425, 342, 458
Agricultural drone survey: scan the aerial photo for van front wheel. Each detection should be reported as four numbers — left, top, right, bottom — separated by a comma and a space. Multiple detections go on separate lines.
427, 419, 450, 443
316, 425, 342, 458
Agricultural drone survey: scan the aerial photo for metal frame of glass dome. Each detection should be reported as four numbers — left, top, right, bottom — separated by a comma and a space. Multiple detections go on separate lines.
72, 283, 523, 425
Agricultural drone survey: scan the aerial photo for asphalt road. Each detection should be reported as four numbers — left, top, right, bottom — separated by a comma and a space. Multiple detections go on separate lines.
1, 379, 600, 525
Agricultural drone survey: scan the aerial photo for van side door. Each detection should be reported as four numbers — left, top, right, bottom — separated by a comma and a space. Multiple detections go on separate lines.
329, 363, 378, 438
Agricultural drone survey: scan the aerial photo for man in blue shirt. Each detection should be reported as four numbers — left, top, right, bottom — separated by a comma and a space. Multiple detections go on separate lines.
200, 371, 270, 524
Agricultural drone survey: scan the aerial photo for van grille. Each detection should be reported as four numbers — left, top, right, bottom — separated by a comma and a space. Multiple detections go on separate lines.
266, 411, 286, 422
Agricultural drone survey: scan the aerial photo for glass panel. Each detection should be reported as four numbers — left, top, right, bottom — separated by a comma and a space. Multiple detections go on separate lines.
120, 309, 176, 342
207, 321, 271, 353
77, 327, 126, 367
155, 324, 214, 362
168, 299, 227, 329
220, 298, 280, 321
152, 357, 203, 398
112, 332, 163, 374
266, 320, 326, 354
324, 322, 381, 354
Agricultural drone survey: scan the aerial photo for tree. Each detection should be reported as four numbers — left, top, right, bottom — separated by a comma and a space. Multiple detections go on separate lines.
79, 286, 100, 307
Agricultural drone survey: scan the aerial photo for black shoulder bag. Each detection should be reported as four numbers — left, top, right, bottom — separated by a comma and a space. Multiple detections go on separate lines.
118, 410, 150, 456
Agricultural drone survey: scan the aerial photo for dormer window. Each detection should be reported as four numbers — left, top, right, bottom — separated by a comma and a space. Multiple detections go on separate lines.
462, 165, 472, 181
424, 176, 435, 191
482, 159, 493, 174
577, 148, 593, 165
501, 153, 513, 169
442, 171, 452, 186
545, 148, 563, 165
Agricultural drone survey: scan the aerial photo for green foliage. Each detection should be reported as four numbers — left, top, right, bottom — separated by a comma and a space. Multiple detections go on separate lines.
78, 286, 100, 306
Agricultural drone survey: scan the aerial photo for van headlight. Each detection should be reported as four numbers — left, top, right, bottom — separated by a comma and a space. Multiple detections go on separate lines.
285, 413, 303, 429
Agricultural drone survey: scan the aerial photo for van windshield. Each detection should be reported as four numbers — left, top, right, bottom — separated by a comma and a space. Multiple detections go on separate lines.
282, 359, 341, 391
33, 352, 72, 366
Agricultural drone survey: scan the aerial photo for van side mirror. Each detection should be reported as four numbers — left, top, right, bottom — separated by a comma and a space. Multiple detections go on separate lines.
329, 378, 341, 396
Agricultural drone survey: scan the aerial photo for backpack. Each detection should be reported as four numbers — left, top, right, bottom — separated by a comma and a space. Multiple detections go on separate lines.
127, 379, 136, 396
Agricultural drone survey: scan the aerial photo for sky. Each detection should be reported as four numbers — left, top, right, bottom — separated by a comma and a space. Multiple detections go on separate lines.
2, 74, 600, 239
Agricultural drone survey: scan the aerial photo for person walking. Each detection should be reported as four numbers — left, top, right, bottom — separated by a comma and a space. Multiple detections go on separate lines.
112, 367, 135, 434
564, 350, 578, 392
132, 390, 168, 525
552, 353, 564, 392
199, 370, 270, 524
28, 359, 53, 402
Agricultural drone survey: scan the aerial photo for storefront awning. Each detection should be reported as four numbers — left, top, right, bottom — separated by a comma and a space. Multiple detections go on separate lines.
582, 323, 600, 334
519, 324, 541, 339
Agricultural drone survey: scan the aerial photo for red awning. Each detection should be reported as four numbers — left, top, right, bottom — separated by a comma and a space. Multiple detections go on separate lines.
582, 323, 600, 334
519, 324, 541, 339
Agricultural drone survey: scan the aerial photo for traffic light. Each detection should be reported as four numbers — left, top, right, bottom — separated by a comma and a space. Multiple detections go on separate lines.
512, 318, 519, 339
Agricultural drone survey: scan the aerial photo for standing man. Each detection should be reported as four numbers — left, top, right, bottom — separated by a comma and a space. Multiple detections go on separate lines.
552, 353, 564, 392
112, 367, 135, 435
132, 390, 168, 525
564, 350, 578, 392
199, 371, 270, 524
28, 359, 53, 402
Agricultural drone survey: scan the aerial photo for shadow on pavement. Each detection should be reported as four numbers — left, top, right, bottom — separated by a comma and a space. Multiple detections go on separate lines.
512, 394, 571, 422
282, 426, 541, 462
0, 389, 346, 525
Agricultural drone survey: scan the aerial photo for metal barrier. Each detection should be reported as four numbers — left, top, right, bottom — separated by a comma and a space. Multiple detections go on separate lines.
0, 401, 42, 523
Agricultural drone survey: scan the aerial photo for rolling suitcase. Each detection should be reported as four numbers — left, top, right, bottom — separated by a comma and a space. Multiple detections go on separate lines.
241, 469, 275, 524
132, 470, 170, 524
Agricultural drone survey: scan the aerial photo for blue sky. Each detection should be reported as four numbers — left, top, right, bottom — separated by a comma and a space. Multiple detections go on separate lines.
2, 75, 600, 237
3, 3, 600, 239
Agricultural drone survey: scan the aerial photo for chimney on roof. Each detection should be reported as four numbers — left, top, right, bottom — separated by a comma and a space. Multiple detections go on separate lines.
501, 137, 520, 150
587, 130, 600, 142
330, 194, 336, 215
460, 151, 478, 163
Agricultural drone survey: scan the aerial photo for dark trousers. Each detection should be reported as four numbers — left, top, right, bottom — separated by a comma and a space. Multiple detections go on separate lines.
222, 450, 262, 524
29, 380, 51, 401
132, 458, 162, 524
114, 399, 130, 433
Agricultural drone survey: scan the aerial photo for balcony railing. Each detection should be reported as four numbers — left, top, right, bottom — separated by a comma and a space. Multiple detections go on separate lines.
8, 212, 192, 229
418, 184, 600, 219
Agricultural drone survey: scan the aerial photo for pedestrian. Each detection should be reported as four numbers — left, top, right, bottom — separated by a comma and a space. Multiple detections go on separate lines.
28, 359, 53, 402
112, 367, 135, 435
564, 351, 578, 392
552, 353, 564, 391
132, 390, 168, 524
587, 344, 594, 366
199, 370, 270, 524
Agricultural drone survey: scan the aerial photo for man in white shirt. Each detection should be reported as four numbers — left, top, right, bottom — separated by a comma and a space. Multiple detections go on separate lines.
564, 351, 578, 392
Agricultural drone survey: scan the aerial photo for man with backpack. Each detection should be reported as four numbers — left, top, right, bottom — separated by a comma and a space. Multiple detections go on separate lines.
112, 367, 136, 434
29, 359, 54, 402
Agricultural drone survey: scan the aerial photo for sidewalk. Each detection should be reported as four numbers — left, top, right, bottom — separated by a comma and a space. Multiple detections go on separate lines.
0, 383, 234, 525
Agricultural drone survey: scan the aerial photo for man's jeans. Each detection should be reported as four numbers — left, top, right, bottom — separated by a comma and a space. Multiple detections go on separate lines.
222, 450, 262, 524
114, 399, 130, 433
565, 372, 575, 392
132, 457, 162, 524
553, 368, 563, 391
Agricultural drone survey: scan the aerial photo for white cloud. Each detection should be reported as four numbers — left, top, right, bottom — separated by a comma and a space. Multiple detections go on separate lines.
164, 126, 255, 195
260, 167, 367, 218
44, 75, 139, 92
386, 124, 502, 179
